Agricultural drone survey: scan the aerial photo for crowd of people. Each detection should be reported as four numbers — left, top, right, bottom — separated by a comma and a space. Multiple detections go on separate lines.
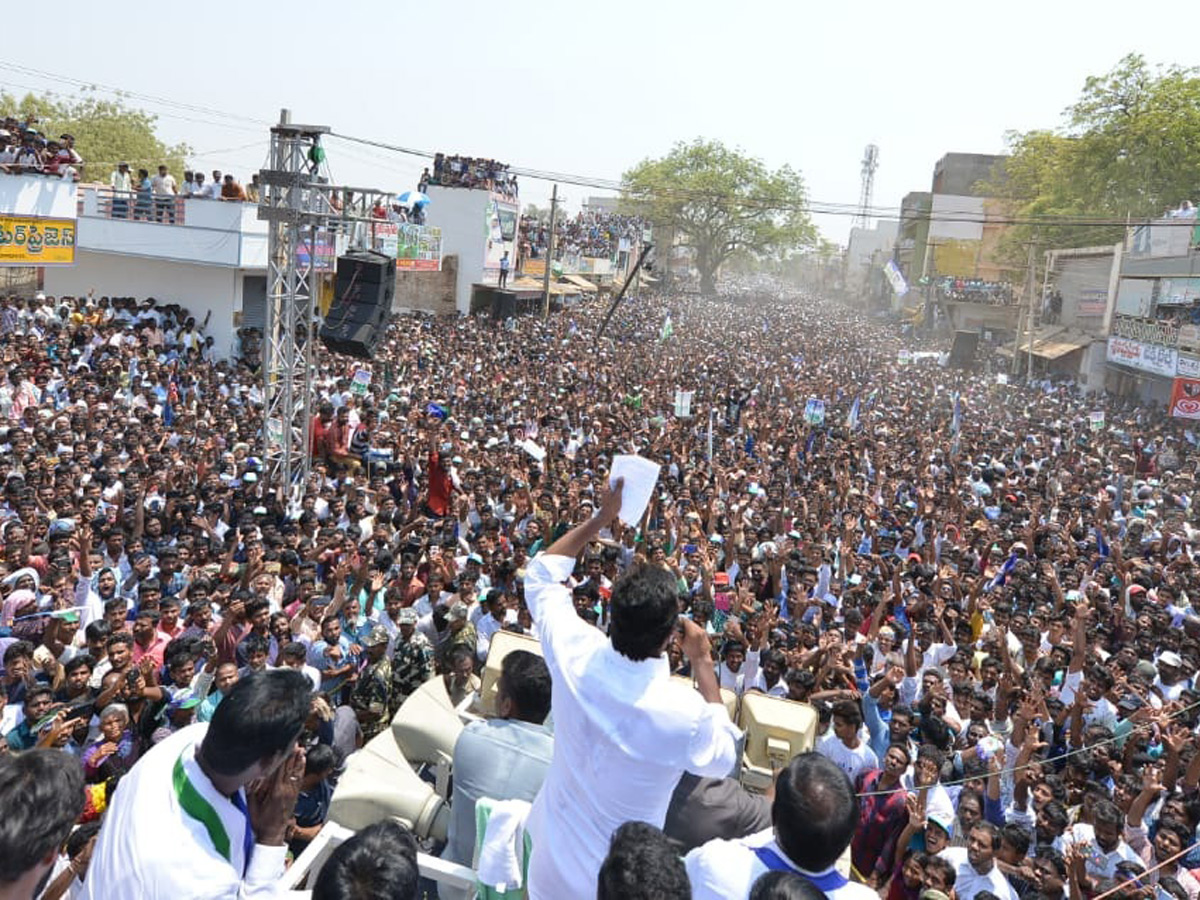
0, 115, 82, 179
422, 154, 517, 197
0, 279, 1198, 899
935, 278, 1016, 306
519, 208, 649, 262
104, 164, 259, 223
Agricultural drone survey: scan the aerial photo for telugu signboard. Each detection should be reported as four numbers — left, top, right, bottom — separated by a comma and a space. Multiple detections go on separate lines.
1106, 336, 1178, 378
0, 215, 76, 266
373, 223, 442, 271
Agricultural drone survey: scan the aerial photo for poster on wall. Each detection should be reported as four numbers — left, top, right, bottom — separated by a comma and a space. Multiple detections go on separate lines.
1170, 378, 1200, 419
0, 215, 76, 265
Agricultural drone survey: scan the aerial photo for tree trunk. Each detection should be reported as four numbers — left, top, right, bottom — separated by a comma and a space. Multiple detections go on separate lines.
699, 267, 717, 297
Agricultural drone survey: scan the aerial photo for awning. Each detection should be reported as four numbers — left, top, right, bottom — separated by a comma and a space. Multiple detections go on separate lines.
562, 274, 598, 292
509, 276, 570, 295
996, 332, 1090, 360
640, 274, 659, 284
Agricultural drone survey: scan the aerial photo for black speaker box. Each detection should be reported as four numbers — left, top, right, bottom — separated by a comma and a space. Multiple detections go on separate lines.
320, 251, 396, 358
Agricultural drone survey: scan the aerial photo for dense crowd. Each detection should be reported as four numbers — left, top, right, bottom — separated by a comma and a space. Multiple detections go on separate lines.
936, 278, 1016, 306
0, 116, 82, 179
519, 208, 649, 261
1, 281, 1200, 899
423, 154, 517, 197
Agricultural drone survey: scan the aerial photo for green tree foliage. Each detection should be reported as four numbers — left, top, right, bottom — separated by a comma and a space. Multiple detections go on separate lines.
0, 90, 190, 182
622, 139, 815, 295
989, 54, 1200, 256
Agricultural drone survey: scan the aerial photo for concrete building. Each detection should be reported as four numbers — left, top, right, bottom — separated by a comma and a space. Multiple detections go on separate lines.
845, 220, 898, 303
1104, 217, 1200, 405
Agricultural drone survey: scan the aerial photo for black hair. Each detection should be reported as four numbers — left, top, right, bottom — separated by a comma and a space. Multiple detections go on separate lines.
63, 654, 94, 676
311, 820, 418, 900
281, 641, 308, 662
597, 821, 691, 900
65, 818, 103, 859
1000, 822, 1032, 856
1093, 799, 1123, 828
2, 640, 33, 665
831, 699, 863, 727
498, 649, 551, 724
772, 752, 857, 871
608, 562, 679, 661
242, 635, 270, 657
305, 742, 338, 777
0, 749, 85, 883
84, 621, 112, 643
198, 669, 311, 777
749, 870, 828, 900
971, 821, 1000, 849
923, 855, 957, 888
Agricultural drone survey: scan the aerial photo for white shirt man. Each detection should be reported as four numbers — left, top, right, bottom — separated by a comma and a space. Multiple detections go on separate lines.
522, 552, 741, 900
939, 845, 1019, 900
82, 723, 287, 899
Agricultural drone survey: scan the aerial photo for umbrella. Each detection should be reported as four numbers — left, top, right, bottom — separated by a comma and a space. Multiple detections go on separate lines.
397, 191, 430, 208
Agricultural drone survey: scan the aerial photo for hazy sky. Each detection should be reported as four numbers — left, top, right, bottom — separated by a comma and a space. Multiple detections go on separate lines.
5, 1, 1198, 243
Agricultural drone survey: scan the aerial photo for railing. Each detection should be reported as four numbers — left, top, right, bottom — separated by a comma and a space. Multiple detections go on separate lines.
1112, 314, 1180, 347
80, 187, 188, 226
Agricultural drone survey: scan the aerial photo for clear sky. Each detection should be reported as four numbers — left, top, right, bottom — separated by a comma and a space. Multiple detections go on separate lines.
5, 0, 1197, 244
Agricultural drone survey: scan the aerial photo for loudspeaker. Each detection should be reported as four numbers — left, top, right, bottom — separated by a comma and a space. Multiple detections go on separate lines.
492, 290, 516, 321
319, 251, 396, 358
949, 330, 980, 369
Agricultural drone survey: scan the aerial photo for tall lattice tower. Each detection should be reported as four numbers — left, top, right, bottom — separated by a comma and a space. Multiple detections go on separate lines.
853, 144, 879, 230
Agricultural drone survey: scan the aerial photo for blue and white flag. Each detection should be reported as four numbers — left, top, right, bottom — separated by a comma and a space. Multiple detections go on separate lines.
950, 392, 962, 436
1095, 526, 1111, 558
986, 552, 1018, 591
846, 396, 861, 431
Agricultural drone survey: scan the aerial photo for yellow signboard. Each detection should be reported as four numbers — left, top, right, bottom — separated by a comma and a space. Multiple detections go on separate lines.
0, 216, 76, 266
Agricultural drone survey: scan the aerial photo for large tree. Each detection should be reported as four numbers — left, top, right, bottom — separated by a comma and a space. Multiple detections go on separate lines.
622, 139, 815, 296
0, 90, 190, 182
987, 54, 1200, 257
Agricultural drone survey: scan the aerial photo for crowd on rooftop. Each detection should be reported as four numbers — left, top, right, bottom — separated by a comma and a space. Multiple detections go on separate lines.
421, 155, 518, 199
519, 208, 649, 261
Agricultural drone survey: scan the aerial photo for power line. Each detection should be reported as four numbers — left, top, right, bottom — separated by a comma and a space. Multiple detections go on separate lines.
325, 132, 1166, 230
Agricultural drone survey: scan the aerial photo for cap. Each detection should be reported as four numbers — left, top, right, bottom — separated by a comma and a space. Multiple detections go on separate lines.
1158, 651, 1184, 669
168, 690, 202, 711
364, 624, 390, 647
926, 810, 954, 837
713, 572, 731, 587
449, 602, 469, 621
1135, 659, 1159, 680
397, 607, 419, 625
1117, 694, 1145, 712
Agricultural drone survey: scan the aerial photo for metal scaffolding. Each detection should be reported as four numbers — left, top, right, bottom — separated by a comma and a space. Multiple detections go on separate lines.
258, 111, 334, 491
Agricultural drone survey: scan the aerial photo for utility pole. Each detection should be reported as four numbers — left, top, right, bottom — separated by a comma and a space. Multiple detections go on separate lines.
542, 183, 558, 319
1025, 237, 1037, 383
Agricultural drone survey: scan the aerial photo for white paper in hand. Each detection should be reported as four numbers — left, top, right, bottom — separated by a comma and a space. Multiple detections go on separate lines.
609, 454, 661, 526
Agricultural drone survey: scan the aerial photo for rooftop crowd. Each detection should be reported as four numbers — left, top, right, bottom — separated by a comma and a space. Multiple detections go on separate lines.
0, 115, 82, 179
519, 208, 649, 261
0, 280, 1198, 899
422, 154, 517, 198
935, 278, 1016, 306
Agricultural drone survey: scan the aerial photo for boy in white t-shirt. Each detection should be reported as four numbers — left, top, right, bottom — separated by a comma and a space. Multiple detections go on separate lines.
818, 699, 879, 782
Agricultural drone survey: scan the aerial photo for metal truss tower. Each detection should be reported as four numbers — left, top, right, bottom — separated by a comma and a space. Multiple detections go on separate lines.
853, 144, 879, 231
258, 110, 334, 492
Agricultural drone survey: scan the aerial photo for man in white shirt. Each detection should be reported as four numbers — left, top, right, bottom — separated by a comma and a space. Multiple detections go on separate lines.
685, 752, 876, 900
84, 669, 311, 900
817, 699, 879, 782
151, 165, 177, 223
109, 162, 133, 218
522, 479, 741, 900
939, 823, 1019, 900
1061, 801, 1141, 883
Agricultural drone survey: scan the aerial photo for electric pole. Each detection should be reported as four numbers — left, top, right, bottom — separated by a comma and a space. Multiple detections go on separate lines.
542, 184, 558, 319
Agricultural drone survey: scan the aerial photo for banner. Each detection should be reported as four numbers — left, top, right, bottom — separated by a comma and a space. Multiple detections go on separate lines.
884, 259, 909, 297
673, 389, 694, 418
0, 215, 76, 266
1106, 336, 1178, 378
1089, 411, 1105, 431
295, 229, 336, 272
803, 398, 826, 426
373, 222, 442, 271
897, 350, 912, 366
350, 369, 372, 397
523, 258, 546, 278
1170, 378, 1200, 419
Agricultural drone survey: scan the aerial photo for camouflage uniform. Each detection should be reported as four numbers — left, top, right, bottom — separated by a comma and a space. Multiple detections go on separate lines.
389, 632, 435, 717
348, 655, 393, 742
